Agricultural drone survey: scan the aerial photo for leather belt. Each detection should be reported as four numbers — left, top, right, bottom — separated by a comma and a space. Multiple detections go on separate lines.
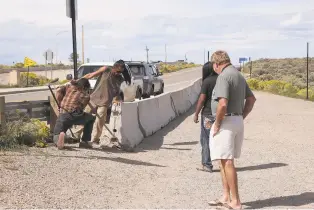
225, 113, 242, 116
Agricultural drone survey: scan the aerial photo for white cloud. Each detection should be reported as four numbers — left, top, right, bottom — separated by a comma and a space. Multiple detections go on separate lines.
280, 13, 302, 27
0, 0, 314, 65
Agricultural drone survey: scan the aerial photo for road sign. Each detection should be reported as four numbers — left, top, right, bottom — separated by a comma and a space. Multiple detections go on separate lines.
43, 49, 54, 63
239, 57, 247, 63
66, 0, 78, 20
24, 57, 37, 67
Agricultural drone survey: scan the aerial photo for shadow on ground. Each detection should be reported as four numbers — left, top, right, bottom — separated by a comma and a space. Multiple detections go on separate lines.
134, 105, 197, 152
243, 192, 314, 209
211, 162, 288, 173
0, 153, 166, 168
237, 162, 288, 172
164, 141, 199, 146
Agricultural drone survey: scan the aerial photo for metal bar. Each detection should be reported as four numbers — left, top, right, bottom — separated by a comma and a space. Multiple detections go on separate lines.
306, 42, 309, 100
71, 0, 78, 79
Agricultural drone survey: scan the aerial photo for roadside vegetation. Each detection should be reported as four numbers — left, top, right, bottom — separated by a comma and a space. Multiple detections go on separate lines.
0, 72, 68, 88
245, 57, 314, 101
0, 113, 50, 150
158, 62, 201, 73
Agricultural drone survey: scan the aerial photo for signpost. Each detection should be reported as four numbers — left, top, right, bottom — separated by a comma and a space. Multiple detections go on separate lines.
24, 57, 37, 87
306, 42, 309, 100
239, 57, 248, 72
249, 57, 253, 78
66, 0, 78, 79
43, 49, 54, 79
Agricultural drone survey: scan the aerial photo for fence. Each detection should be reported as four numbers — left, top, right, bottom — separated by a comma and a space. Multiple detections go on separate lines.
0, 96, 112, 132
0, 96, 52, 125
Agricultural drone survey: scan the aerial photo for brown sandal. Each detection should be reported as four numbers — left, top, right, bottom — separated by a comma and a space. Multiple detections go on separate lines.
208, 199, 226, 206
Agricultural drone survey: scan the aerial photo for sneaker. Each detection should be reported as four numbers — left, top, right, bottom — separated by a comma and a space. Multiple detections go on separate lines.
57, 132, 65, 150
196, 165, 213, 173
66, 136, 80, 144
79, 141, 93, 149
92, 138, 100, 145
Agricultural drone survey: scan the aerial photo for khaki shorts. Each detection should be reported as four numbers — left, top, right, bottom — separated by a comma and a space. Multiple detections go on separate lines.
210, 116, 244, 161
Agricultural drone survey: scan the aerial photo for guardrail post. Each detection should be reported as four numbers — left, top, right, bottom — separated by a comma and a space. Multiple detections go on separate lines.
27, 102, 32, 118
0, 96, 5, 126
49, 96, 59, 133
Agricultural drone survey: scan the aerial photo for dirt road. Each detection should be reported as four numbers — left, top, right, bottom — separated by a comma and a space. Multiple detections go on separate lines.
1, 91, 314, 209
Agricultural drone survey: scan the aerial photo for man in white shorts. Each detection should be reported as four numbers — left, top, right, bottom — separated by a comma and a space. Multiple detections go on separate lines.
209, 51, 256, 209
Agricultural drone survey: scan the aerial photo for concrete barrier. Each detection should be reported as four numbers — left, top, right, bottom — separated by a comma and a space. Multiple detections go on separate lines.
104, 102, 144, 148
156, 92, 176, 128
137, 97, 159, 137
102, 77, 201, 149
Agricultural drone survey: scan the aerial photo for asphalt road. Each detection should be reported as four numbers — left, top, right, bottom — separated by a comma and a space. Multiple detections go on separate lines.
4, 67, 201, 103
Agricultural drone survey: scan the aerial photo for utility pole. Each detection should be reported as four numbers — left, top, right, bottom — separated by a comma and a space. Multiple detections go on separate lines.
249, 57, 252, 78
165, 44, 167, 63
82, 25, 85, 64
70, 0, 78, 79
145, 46, 149, 63
207, 51, 210, 62
306, 42, 309, 100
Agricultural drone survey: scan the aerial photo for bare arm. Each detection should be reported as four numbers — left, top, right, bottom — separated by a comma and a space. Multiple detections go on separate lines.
83, 66, 108, 79
215, 98, 228, 127
243, 95, 256, 119
243, 82, 256, 119
194, 94, 206, 118
55, 85, 67, 106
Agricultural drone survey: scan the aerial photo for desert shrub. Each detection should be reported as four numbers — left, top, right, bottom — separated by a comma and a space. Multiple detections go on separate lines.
59, 79, 69, 84
159, 62, 200, 73
20, 72, 51, 87
20, 72, 40, 86
259, 74, 274, 81
281, 83, 299, 97
297, 88, 314, 101
247, 79, 260, 90
0, 117, 49, 150
254, 69, 266, 76
262, 80, 287, 94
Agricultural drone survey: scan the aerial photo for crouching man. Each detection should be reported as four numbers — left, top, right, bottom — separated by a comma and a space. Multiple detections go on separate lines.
53, 78, 96, 150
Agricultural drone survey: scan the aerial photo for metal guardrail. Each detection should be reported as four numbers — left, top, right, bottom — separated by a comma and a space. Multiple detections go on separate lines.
0, 95, 112, 132
5, 100, 50, 122
0, 66, 73, 74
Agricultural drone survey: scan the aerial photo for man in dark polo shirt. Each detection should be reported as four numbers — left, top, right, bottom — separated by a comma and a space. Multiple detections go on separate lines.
208, 51, 256, 209
194, 61, 218, 172
74, 60, 130, 146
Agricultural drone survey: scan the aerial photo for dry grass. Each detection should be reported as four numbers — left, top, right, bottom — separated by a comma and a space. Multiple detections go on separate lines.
158, 62, 201, 73
244, 57, 314, 89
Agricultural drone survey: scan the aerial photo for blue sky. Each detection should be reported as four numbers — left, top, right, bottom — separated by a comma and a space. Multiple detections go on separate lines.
0, 0, 313, 65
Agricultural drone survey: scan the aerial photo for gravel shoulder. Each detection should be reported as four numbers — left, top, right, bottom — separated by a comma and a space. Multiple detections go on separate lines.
1, 91, 314, 209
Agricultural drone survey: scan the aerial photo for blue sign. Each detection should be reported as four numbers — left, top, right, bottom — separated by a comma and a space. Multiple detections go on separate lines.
239, 57, 248, 63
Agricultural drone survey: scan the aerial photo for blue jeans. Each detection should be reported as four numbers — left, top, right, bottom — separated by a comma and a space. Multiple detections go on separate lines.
200, 114, 214, 168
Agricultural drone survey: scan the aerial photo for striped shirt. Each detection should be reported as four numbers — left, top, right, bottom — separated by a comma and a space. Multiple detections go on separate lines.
56, 84, 90, 113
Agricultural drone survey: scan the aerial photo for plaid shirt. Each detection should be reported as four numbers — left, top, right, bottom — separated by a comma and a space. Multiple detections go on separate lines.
56, 84, 90, 113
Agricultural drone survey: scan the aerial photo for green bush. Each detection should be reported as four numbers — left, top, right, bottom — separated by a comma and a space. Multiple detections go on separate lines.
247, 79, 260, 90
20, 72, 51, 87
282, 83, 299, 97
263, 80, 287, 94
0, 117, 49, 150
297, 89, 314, 101
247, 78, 314, 100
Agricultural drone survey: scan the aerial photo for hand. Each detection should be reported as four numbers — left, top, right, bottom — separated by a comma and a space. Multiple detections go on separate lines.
193, 115, 199, 123
213, 123, 221, 136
